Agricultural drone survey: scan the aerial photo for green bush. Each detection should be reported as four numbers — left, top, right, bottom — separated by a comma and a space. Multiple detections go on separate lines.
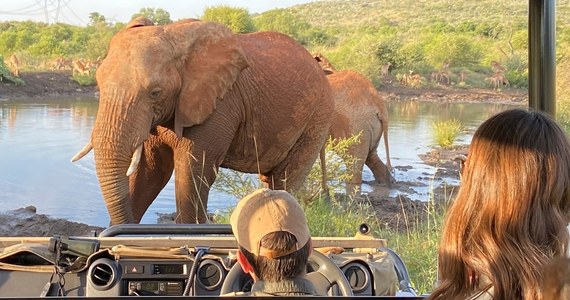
424, 34, 483, 68
0, 55, 24, 85
71, 73, 96, 86
201, 5, 256, 33
432, 119, 463, 148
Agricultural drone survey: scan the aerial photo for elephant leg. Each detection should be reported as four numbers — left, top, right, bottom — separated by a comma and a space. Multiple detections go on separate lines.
129, 131, 175, 223
174, 120, 238, 223
366, 152, 393, 188
172, 139, 219, 224
261, 120, 330, 192
346, 157, 365, 198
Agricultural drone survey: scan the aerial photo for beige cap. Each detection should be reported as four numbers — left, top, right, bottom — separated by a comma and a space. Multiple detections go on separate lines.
230, 188, 310, 259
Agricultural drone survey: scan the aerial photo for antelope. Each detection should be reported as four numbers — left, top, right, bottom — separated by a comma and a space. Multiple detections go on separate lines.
459, 70, 467, 83
491, 60, 507, 73
485, 72, 510, 90
9, 54, 19, 77
72, 59, 90, 76
380, 62, 391, 77
409, 74, 424, 88
438, 69, 451, 85
53, 57, 72, 70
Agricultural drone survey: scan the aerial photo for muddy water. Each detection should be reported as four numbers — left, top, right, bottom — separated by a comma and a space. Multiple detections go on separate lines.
0, 97, 522, 227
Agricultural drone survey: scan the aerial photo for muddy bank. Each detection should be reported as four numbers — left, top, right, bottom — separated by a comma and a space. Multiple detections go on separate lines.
0, 71, 98, 100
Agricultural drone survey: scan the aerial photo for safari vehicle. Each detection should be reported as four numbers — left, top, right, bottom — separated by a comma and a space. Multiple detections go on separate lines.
0, 0, 557, 298
0, 223, 419, 298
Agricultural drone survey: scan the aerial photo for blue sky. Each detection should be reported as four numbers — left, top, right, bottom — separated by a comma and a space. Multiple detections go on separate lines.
0, 0, 316, 26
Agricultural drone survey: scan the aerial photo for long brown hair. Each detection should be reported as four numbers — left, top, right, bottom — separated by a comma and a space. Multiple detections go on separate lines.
429, 109, 570, 300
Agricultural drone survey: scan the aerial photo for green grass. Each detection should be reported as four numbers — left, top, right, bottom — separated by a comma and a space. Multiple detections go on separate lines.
71, 73, 96, 86
211, 134, 447, 294
432, 119, 464, 148
385, 187, 447, 295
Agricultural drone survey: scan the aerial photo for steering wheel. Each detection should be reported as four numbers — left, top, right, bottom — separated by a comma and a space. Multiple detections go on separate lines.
220, 250, 353, 296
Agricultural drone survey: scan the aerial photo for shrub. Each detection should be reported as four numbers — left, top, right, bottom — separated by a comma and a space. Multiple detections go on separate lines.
71, 73, 96, 86
432, 119, 463, 148
0, 55, 25, 85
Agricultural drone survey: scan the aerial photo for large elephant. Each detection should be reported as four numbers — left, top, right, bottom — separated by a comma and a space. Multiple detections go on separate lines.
72, 18, 334, 225
314, 54, 393, 196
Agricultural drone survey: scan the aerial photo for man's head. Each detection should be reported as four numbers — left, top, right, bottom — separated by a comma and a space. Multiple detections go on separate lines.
230, 188, 312, 282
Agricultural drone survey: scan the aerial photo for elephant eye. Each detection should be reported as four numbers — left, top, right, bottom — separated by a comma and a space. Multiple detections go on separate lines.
149, 88, 162, 99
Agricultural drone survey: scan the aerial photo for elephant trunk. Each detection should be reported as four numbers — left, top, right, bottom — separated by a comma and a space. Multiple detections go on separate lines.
91, 92, 152, 225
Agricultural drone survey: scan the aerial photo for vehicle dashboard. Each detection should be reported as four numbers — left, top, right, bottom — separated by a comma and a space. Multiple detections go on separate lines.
0, 224, 420, 298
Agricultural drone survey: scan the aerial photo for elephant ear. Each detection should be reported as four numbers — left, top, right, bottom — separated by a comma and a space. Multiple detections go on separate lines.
167, 20, 249, 137
126, 17, 154, 29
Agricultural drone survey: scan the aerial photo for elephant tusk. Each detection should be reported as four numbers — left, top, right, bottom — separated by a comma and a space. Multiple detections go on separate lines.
126, 144, 143, 176
70, 143, 93, 162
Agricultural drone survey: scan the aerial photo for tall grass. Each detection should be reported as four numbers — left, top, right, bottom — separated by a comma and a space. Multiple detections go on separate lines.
212, 134, 447, 294
432, 119, 464, 148
385, 182, 451, 295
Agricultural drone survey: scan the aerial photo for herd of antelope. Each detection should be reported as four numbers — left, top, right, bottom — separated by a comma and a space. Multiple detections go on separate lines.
381, 59, 509, 90
2, 54, 101, 78
5, 53, 508, 91
53, 56, 102, 76
484, 61, 510, 90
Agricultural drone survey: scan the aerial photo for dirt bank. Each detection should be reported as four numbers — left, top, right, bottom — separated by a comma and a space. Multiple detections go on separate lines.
0, 71, 527, 237
0, 71, 98, 99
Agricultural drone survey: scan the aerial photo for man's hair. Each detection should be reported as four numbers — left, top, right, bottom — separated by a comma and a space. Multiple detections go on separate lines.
240, 231, 310, 282
430, 109, 570, 300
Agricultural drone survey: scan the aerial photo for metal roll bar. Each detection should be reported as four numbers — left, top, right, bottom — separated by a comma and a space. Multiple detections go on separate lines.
528, 0, 556, 116
98, 224, 234, 237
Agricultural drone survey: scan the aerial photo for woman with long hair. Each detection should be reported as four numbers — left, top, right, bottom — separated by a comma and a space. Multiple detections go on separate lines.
429, 109, 570, 299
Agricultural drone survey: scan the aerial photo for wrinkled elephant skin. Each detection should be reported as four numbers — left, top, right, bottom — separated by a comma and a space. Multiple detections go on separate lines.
77, 18, 334, 225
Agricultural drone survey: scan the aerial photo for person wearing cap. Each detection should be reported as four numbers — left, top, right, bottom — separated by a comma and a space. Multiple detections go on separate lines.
229, 188, 318, 296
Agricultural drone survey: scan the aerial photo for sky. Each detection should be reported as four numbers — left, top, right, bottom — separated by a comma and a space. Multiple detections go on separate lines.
0, 0, 316, 26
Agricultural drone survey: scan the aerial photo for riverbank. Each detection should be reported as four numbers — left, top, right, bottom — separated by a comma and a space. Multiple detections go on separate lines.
0, 71, 99, 100
0, 71, 528, 104
0, 71, 527, 236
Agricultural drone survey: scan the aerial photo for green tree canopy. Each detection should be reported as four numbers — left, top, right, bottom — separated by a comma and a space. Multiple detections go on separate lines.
131, 8, 172, 25
253, 9, 311, 44
201, 5, 255, 33
423, 34, 482, 68
89, 12, 107, 26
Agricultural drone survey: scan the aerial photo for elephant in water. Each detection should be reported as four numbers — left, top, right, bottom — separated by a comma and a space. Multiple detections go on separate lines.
72, 18, 334, 225
314, 53, 393, 196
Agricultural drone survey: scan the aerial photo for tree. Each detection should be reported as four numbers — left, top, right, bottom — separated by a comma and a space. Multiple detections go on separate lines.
131, 8, 172, 25
424, 34, 482, 68
201, 5, 255, 33
253, 9, 311, 44
88, 12, 107, 26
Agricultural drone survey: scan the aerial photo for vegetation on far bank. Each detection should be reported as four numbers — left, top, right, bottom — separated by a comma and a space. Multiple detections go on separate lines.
3, 1, 569, 91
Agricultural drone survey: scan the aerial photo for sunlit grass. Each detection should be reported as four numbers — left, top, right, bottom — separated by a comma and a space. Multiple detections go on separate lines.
212, 134, 448, 295
432, 119, 464, 148
71, 73, 96, 86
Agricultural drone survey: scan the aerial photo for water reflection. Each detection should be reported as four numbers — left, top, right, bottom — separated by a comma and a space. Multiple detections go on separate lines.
0, 97, 523, 227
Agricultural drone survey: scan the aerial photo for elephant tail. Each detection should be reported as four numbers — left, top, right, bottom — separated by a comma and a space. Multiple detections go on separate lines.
380, 113, 392, 171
